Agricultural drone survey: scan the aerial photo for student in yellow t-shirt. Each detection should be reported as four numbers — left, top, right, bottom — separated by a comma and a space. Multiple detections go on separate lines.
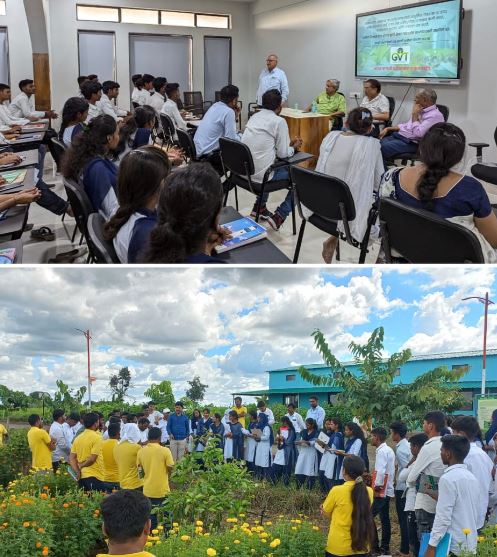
27, 414, 54, 471
321, 454, 374, 557
70, 412, 105, 492
137, 426, 174, 529
102, 422, 121, 492
0, 422, 8, 445
232, 396, 247, 428
96, 490, 155, 557
114, 423, 143, 490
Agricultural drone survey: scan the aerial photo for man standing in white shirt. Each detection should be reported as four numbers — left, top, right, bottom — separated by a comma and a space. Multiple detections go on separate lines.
100, 81, 129, 122
149, 77, 168, 117
49, 409, 71, 472
390, 421, 412, 556
9, 79, 57, 121
147, 401, 163, 426
407, 411, 447, 542
305, 396, 325, 430
285, 403, 306, 435
158, 408, 171, 445
452, 415, 493, 529
256, 54, 289, 106
425, 435, 479, 557
256, 400, 275, 426
66, 412, 82, 443
371, 427, 396, 556
161, 83, 188, 140
81, 81, 103, 123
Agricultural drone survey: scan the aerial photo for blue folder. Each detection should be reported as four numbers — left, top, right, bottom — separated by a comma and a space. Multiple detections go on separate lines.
419, 532, 451, 557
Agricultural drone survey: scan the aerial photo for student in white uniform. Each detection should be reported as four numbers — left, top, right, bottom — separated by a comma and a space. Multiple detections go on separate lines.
100, 81, 129, 122
9, 79, 58, 121
149, 77, 168, 117
81, 81, 103, 123
317, 417, 335, 492
323, 417, 345, 489
157, 409, 170, 445
161, 83, 188, 140
223, 410, 244, 462
137, 417, 150, 445
77, 76, 88, 98
335, 421, 369, 477
271, 416, 297, 485
49, 409, 70, 472
243, 410, 259, 473
0, 83, 29, 128
295, 418, 319, 489
254, 411, 273, 478
131, 75, 149, 107
285, 403, 305, 436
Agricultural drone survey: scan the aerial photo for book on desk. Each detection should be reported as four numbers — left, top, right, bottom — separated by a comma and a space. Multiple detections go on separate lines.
0, 247, 16, 264
216, 216, 267, 254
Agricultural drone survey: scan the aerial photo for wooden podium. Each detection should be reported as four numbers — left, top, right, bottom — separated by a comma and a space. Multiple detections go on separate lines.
281, 108, 330, 168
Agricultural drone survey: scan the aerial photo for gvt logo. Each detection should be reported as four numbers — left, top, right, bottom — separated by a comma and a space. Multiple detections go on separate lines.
391, 46, 411, 64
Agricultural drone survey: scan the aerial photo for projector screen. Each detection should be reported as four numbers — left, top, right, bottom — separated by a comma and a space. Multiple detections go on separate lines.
356, 0, 463, 83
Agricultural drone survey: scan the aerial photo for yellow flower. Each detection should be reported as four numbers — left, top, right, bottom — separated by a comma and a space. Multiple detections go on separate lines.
261, 538, 267, 543
270, 538, 281, 548
173, 522, 179, 527
42, 549, 49, 557
204, 533, 210, 537
206, 549, 217, 556
181, 535, 191, 542
462, 528, 471, 535
239, 513, 246, 517
477, 536, 486, 543
196, 520, 204, 526
145, 542, 153, 548
312, 526, 320, 531
157, 525, 164, 531
291, 526, 297, 531
23, 521, 30, 527
259, 532, 269, 538
152, 529, 159, 535
265, 521, 272, 526
234, 540, 240, 544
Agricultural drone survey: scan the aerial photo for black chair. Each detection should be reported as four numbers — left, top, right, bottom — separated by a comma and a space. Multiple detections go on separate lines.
330, 92, 347, 131
50, 137, 67, 173
291, 166, 377, 264
248, 102, 259, 120
379, 198, 484, 263
385, 96, 396, 128
177, 128, 200, 163
469, 126, 497, 163
63, 177, 95, 250
183, 91, 212, 117
87, 213, 120, 264
159, 113, 177, 148
219, 137, 296, 234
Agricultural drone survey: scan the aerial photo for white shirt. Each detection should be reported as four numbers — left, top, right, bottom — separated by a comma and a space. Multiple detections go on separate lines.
257, 67, 289, 105
86, 102, 102, 123
257, 408, 275, 426
71, 422, 83, 439
375, 442, 396, 498
398, 465, 416, 512
0, 103, 29, 126
360, 93, 390, 123
286, 411, 306, 434
157, 418, 169, 443
395, 438, 412, 491
49, 421, 70, 463
149, 410, 162, 425
139, 428, 149, 444
407, 436, 446, 514
465, 442, 493, 528
99, 94, 127, 121
9, 92, 45, 119
149, 92, 166, 117
306, 406, 325, 430
132, 88, 150, 106
241, 109, 294, 183
161, 98, 188, 139
429, 464, 479, 556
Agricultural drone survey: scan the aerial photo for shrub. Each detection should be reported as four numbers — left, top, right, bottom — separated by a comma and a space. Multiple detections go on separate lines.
0, 429, 31, 486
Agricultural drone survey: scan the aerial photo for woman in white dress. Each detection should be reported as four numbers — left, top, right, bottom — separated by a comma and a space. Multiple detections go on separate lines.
254, 412, 273, 479
243, 410, 259, 473
295, 418, 319, 489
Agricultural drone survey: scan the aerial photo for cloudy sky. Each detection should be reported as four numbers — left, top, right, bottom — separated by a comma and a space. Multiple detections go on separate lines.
1, 266, 496, 405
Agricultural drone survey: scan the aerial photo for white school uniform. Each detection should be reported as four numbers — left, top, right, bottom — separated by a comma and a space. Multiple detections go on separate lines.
339, 438, 363, 479
223, 429, 234, 461
139, 429, 149, 443
99, 94, 127, 122
254, 426, 272, 468
295, 438, 318, 477
157, 418, 169, 443
243, 429, 258, 463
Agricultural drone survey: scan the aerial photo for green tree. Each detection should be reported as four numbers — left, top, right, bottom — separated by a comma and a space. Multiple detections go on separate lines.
144, 380, 175, 409
53, 380, 87, 409
109, 366, 132, 402
299, 327, 467, 428
0, 385, 30, 409
185, 375, 208, 404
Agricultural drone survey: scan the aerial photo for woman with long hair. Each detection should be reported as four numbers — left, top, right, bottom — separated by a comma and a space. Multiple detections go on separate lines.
380, 122, 497, 262
271, 415, 297, 486
335, 422, 369, 475
295, 417, 319, 489
321, 454, 374, 557
145, 163, 230, 263
104, 146, 171, 263
320, 416, 345, 492
62, 114, 120, 218
113, 105, 155, 161
59, 97, 89, 146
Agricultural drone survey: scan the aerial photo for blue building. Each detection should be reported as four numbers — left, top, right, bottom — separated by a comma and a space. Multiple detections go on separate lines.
235, 350, 497, 415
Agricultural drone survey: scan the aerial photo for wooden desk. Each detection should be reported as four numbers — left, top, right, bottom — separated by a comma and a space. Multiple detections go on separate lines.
280, 108, 330, 168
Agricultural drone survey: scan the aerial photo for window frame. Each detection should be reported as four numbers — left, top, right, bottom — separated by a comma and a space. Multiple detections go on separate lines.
76, 4, 121, 23
0, 1, 6, 16
77, 29, 117, 81
121, 7, 159, 25
284, 394, 299, 407
0, 26, 10, 85
195, 13, 231, 29
159, 10, 196, 28
285, 374, 296, 382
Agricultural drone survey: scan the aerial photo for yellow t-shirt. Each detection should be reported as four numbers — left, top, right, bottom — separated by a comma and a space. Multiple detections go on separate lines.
137, 443, 174, 498
113, 441, 143, 489
101, 438, 120, 483
322, 480, 374, 556
232, 405, 248, 428
71, 429, 104, 480
0, 423, 7, 446
27, 426, 52, 470
96, 553, 155, 557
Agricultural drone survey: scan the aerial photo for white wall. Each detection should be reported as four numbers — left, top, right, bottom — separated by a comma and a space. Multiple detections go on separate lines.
251, 0, 497, 145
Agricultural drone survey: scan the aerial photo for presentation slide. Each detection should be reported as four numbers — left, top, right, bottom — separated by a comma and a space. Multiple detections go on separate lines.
356, 0, 462, 81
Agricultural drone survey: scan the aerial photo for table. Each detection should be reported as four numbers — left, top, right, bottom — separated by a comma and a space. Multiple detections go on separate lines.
7, 133, 44, 146
20, 122, 48, 135
0, 149, 38, 170
0, 238, 23, 263
280, 108, 330, 168
0, 204, 29, 240
217, 206, 291, 264
0, 168, 36, 194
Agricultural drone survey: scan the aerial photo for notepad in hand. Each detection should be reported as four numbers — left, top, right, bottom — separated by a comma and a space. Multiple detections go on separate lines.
419, 532, 451, 557
0, 248, 16, 264
216, 217, 267, 253
315, 432, 330, 454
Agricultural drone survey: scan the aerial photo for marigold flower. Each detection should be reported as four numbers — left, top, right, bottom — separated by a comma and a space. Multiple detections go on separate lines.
23, 521, 30, 527
42, 548, 49, 556
38, 528, 45, 533
196, 520, 204, 526
152, 529, 159, 535
270, 538, 281, 548
462, 528, 471, 535
62, 503, 69, 508
206, 549, 217, 556
36, 542, 42, 548
145, 542, 153, 547
312, 525, 320, 531
173, 522, 179, 527
234, 540, 240, 544
181, 535, 191, 541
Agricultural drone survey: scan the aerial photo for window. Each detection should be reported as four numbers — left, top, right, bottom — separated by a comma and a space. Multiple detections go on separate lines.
458, 390, 474, 412
286, 374, 296, 382
161, 11, 195, 27
77, 5, 119, 22
452, 364, 469, 373
284, 394, 299, 407
78, 31, 116, 82
395, 367, 401, 376
0, 28, 9, 84
121, 8, 158, 25
0, 1, 6, 16
204, 36, 232, 103
196, 14, 230, 29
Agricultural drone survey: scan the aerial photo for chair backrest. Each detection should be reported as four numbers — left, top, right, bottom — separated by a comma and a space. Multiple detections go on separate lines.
177, 128, 197, 161
50, 137, 67, 170
387, 96, 396, 123
215, 91, 221, 102
131, 101, 139, 109
87, 212, 120, 264
437, 104, 449, 122
291, 166, 356, 222
379, 198, 484, 263
494, 125, 497, 148
471, 163, 497, 186
159, 113, 176, 142
63, 177, 94, 240
219, 137, 255, 177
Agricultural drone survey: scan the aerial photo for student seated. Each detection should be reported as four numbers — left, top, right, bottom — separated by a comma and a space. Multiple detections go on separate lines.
161, 83, 188, 140
62, 114, 119, 219
113, 106, 155, 162
9, 79, 58, 121
149, 77, 167, 117
81, 81, 103, 123
304, 79, 346, 128
0, 83, 29, 128
77, 75, 88, 98
105, 146, 171, 263
96, 490, 155, 557
0, 187, 40, 211
380, 122, 497, 263
141, 74, 155, 97
59, 97, 89, 147
100, 81, 129, 122
145, 163, 229, 264
315, 107, 384, 263
360, 79, 390, 138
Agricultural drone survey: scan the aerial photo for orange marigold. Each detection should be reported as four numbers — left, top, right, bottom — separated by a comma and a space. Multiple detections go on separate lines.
23, 521, 30, 527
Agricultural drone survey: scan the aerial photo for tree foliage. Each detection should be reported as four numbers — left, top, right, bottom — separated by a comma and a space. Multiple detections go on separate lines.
109, 367, 132, 402
185, 375, 208, 404
144, 380, 176, 410
0, 385, 31, 409
299, 327, 467, 427
53, 380, 87, 409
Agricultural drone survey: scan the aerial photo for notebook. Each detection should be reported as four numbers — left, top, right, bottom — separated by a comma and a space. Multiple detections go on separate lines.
0, 170, 27, 185
419, 532, 451, 557
417, 472, 440, 495
315, 431, 330, 453
216, 217, 267, 253
0, 248, 15, 264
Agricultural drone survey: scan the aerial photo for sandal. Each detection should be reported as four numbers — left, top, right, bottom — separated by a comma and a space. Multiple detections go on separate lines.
31, 226, 55, 241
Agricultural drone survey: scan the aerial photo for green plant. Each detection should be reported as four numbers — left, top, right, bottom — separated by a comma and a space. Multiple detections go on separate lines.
0, 429, 31, 486
144, 381, 176, 410
53, 380, 87, 410
185, 376, 208, 404
458, 526, 497, 557
109, 366, 132, 402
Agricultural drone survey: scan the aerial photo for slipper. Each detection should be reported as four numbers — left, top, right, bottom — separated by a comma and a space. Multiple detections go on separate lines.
30, 226, 55, 241
48, 255, 76, 264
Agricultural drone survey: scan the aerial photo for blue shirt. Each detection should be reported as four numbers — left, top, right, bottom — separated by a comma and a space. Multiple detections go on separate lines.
166, 413, 190, 440
257, 67, 289, 105
194, 101, 240, 157
114, 208, 157, 263
82, 158, 119, 219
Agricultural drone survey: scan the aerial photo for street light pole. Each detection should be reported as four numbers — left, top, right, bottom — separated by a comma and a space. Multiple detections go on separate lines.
75, 328, 92, 409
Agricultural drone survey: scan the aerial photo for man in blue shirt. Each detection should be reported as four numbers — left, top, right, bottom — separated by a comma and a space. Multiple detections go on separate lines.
166, 401, 191, 463
256, 54, 289, 106
305, 396, 325, 429
194, 84, 241, 175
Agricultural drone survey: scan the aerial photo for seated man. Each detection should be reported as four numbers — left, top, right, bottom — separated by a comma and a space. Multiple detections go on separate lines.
131, 76, 149, 107
194, 84, 241, 174
379, 88, 444, 164
100, 80, 129, 122
0, 83, 29, 131
81, 81, 103, 123
360, 79, 390, 138
161, 82, 188, 140
305, 79, 346, 128
242, 89, 302, 230
9, 79, 58, 122
149, 77, 167, 117
77, 76, 88, 98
